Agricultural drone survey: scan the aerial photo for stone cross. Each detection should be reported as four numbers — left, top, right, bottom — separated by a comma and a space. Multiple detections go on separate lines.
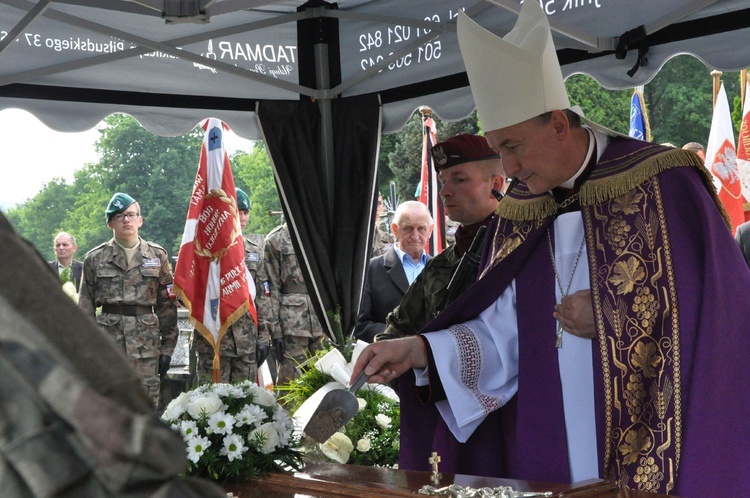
429, 451, 442, 484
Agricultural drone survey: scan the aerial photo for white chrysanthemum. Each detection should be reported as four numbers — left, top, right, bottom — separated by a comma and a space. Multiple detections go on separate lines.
220, 433, 248, 462
225, 384, 244, 399
357, 438, 371, 452
207, 411, 235, 435
187, 393, 224, 419
236, 403, 267, 428
211, 383, 232, 398
319, 432, 353, 464
191, 383, 212, 396
272, 411, 293, 447
252, 387, 277, 407
186, 435, 211, 464
375, 414, 391, 429
356, 397, 367, 412
275, 426, 291, 447
249, 422, 279, 454
272, 405, 293, 426
162, 391, 191, 421
180, 420, 199, 438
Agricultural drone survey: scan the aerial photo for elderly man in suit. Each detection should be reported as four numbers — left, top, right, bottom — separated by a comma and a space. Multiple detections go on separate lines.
354, 201, 433, 343
48, 231, 83, 291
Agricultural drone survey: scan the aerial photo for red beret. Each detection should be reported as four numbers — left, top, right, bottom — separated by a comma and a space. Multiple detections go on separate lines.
431, 134, 500, 171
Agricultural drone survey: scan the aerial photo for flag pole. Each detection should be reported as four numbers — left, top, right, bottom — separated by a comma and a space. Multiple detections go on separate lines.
711, 70, 723, 108
742, 69, 747, 109
417, 106, 445, 255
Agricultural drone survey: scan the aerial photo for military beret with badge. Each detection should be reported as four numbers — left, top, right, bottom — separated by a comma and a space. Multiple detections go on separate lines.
236, 188, 251, 211
430, 134, 500, 172
105, 192, 137, 222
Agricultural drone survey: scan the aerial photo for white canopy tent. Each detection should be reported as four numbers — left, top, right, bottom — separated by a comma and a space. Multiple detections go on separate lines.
1, 0, 748, 138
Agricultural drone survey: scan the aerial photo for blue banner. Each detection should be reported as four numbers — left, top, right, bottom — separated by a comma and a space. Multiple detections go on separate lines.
629, 91, 647, 140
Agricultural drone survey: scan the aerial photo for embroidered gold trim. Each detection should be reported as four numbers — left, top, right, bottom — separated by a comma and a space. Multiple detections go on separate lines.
496, 148, 731, 231
585, 177, 681, 493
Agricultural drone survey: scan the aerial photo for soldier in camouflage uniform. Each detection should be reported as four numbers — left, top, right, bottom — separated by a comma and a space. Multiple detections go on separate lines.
0, 211, 226, 498
193, 188, 272, 383
264, 222, 325, 386
79, 193, 177, 409
371, 193, 394, 257
380, 135, 503, 339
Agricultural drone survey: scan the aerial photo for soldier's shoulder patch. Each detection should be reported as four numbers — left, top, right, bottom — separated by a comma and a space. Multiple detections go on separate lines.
85, 241, 109, 259
145, 242, 169, 259
246, 233, 265, 246
145, 240, 167, 252
246, 252, 260, 262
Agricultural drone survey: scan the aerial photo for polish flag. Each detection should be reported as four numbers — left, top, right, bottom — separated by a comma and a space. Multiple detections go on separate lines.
706, 83, 744, 232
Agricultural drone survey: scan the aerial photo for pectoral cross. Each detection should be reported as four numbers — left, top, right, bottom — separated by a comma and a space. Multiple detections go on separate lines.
429, 451, 442, 484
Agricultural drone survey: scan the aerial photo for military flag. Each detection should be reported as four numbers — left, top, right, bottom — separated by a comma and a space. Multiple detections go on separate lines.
628, 86, 651, 141
737, 81, 750, 207
418, 114, 445, 255
173, 118, 256, 382
706, 83, 744, 232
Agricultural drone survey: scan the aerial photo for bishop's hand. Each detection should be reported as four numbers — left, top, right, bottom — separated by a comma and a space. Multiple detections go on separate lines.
553, 289, 596, 339
350, 336, 428, 385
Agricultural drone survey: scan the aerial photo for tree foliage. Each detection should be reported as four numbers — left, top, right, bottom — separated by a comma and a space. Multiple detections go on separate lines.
233, 142, 283, 235
6, 115, 284, 261
648, 56, 741, 146
6, 178, 77, 259
94, 114, 203, 254
382, 111, 480, 202
565, 74, 631, 134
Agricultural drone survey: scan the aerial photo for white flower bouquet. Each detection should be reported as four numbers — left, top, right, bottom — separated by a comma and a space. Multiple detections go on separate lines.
315, 391, 400, 466
161, 380, 304, 483
278, 345, 400, 468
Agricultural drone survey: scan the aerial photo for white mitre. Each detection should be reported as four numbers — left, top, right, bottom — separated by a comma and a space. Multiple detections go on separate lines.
457, 0, 581, 133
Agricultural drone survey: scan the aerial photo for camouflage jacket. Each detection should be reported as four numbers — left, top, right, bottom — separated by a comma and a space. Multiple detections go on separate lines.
381, 243, 461, 339
263, 224, 323, 339
0, 212, 225, 498
371, 223, 394, 258
193, 233, 272, 356
78, 237, 177, 358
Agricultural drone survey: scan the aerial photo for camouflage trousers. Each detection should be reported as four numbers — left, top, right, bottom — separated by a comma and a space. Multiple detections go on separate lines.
276, 335, 325, 387
130, 356, 160, 409
196, 352, 257, 384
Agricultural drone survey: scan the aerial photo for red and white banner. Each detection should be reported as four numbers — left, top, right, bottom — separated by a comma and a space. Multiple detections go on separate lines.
706, 83, 744, 232
173, 118, 256, 381
418, 116, 445, 255
737, 82, 750, 206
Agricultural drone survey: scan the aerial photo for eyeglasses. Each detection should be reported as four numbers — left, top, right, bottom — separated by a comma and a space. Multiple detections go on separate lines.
112, 212, 140, 222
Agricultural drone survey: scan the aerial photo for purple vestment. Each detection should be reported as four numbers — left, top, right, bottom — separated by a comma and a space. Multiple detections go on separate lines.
399, 137, 750, 496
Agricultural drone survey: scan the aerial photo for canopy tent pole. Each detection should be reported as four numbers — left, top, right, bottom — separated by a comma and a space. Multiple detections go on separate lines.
314, 30, 336, 225
255, 1, 381, 342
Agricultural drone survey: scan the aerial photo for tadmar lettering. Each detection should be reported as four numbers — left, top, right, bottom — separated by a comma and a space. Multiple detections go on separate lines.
218, 42, 297, 63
